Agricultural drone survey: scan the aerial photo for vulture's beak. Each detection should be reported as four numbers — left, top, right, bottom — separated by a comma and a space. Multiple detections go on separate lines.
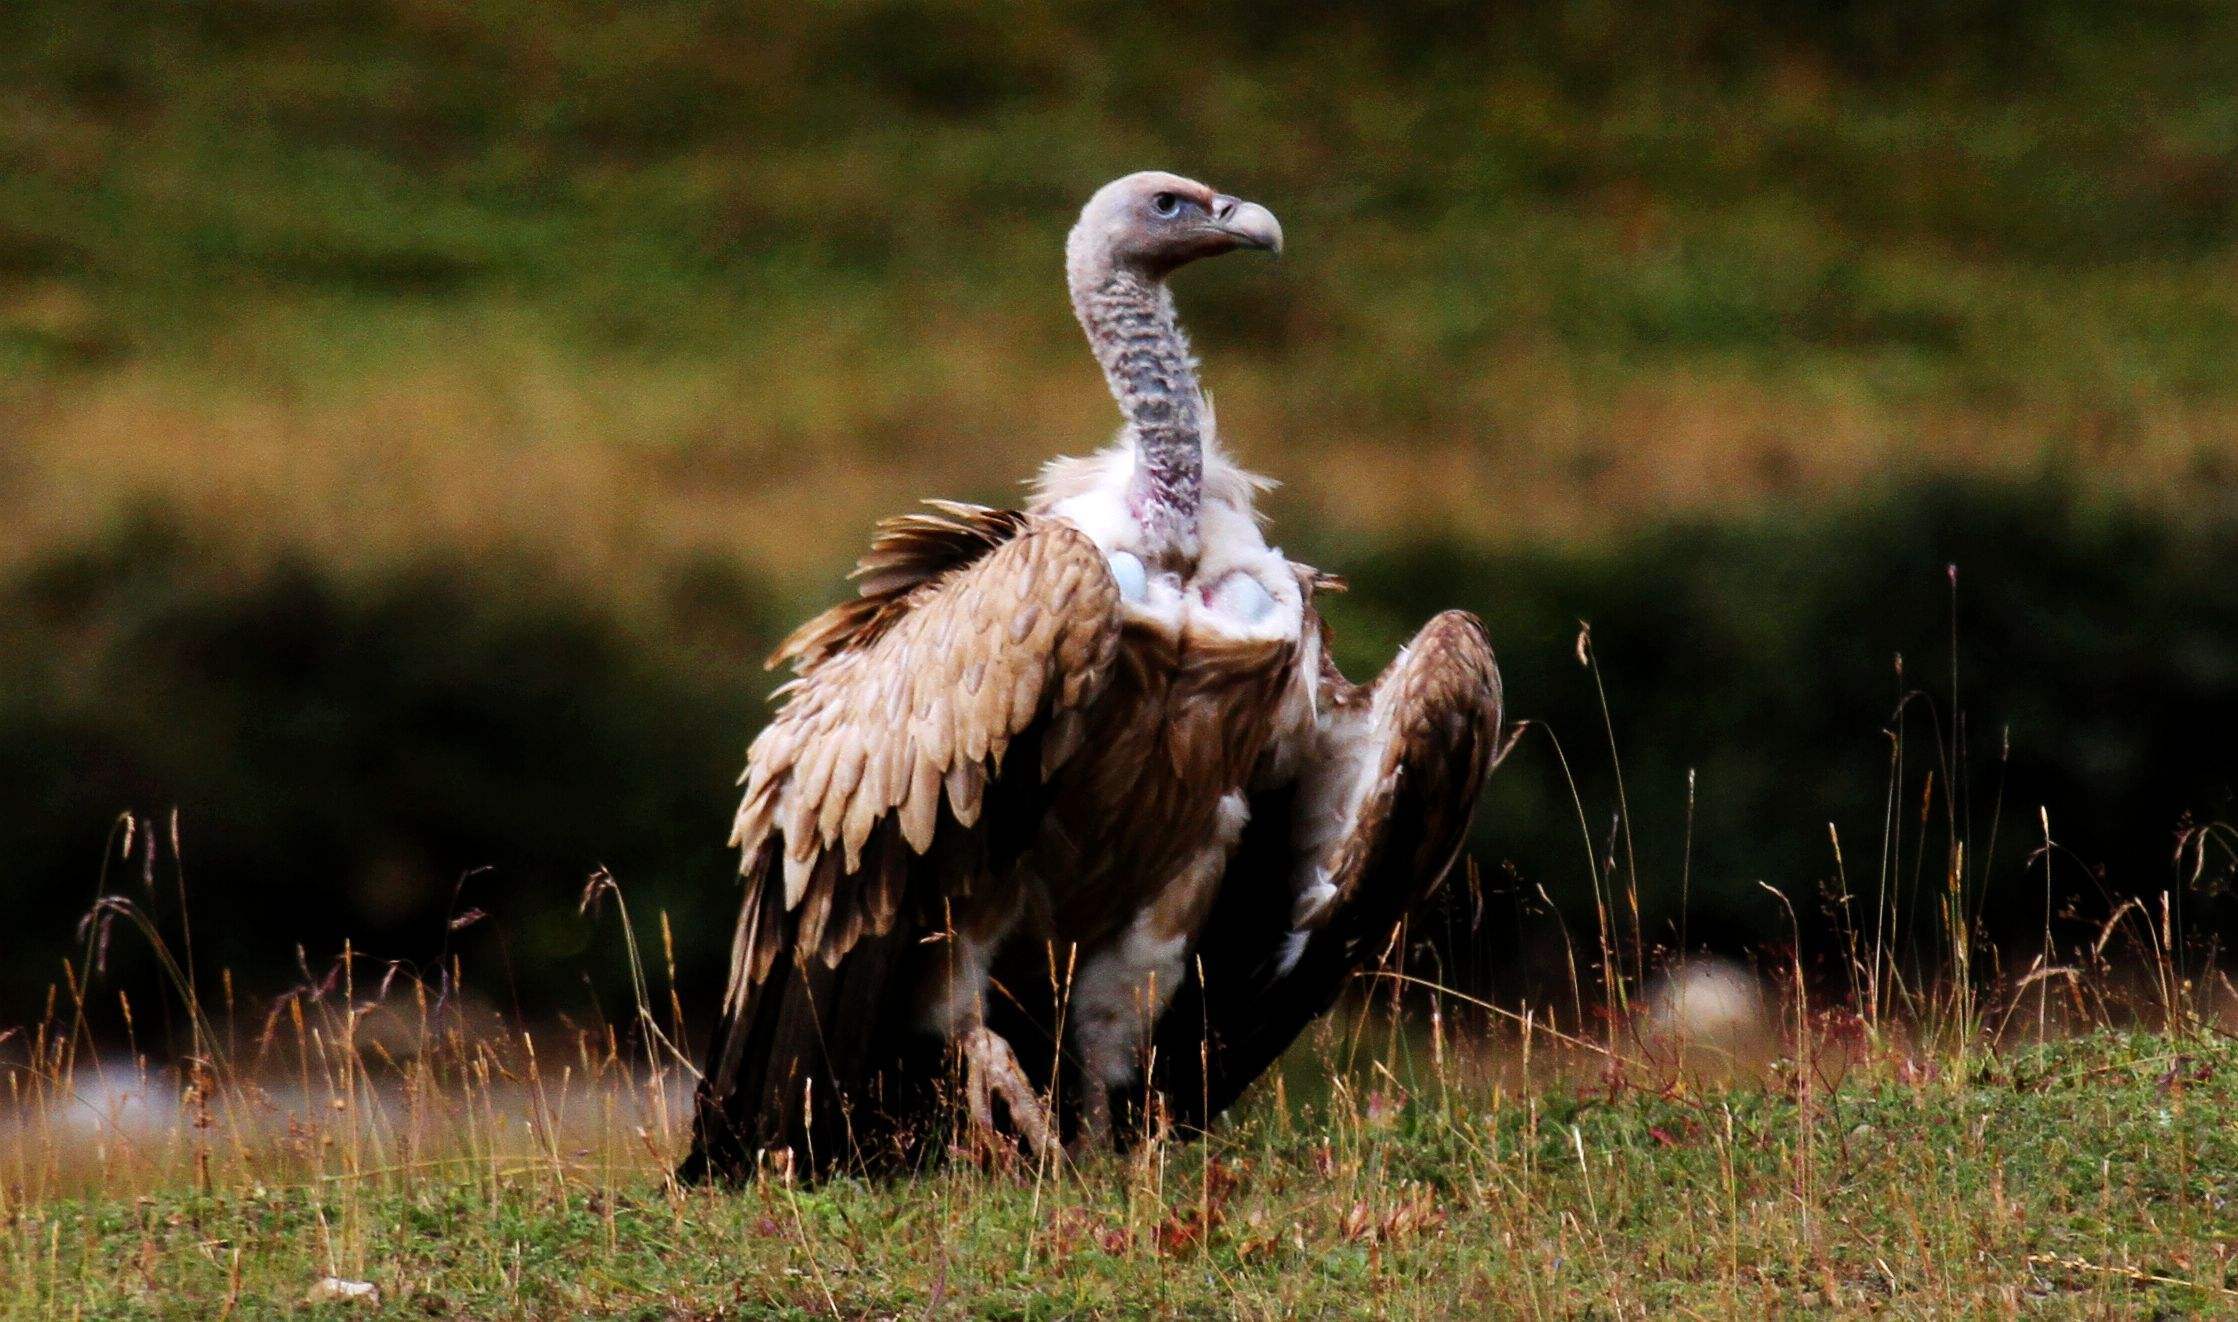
1210, 195, 1283, 255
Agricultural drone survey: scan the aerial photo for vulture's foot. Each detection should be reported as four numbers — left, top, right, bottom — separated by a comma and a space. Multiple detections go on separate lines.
961, 1026, 1059, 1166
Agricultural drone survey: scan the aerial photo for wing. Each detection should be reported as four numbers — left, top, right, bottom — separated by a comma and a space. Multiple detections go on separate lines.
1145, 609, 1507, 1134
681, 504, 1122, 1181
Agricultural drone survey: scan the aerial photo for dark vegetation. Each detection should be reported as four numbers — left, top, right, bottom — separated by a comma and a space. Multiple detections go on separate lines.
1356, 477, 2238, 993
0, 514, 770, 1019
9, 480, 2234, 1027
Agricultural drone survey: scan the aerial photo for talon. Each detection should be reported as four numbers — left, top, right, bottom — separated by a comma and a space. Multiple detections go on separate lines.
962, 1027, 1059, 1165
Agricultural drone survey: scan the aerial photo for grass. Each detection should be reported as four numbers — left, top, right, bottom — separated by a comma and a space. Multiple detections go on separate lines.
5, 3, 2238, 591
7, 824, 2237, 1316
4, 601, 2234, 1316
9, 1017, 2238, 1316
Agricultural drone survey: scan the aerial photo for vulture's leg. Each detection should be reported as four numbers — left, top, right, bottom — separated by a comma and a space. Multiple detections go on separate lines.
1072, 813, 1241, 1154
962, 1026, 1059, 1164
1067, 989, 1128, 1156
930, 924, 1058, 1164
1077, 1067, 1115, 1155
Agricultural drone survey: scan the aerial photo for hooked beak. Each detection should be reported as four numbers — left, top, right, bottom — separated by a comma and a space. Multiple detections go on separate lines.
1210, 195, 1283, 255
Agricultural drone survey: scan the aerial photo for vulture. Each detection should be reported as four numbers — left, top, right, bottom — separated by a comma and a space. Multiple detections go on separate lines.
680, 172, 1506, 1182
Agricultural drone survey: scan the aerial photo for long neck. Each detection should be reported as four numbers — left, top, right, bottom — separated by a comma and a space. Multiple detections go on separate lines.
1068, 263, 1203, 560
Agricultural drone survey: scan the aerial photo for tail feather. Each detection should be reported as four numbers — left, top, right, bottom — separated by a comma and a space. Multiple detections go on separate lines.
679, 874, 940, 1182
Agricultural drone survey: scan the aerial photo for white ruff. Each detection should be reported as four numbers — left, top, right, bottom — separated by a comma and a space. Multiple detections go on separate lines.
1031, 433, 1302, 647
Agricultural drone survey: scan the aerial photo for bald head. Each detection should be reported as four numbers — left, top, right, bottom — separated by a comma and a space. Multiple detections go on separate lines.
1065, 173, 1282, 559
1066, 171, 1282, 284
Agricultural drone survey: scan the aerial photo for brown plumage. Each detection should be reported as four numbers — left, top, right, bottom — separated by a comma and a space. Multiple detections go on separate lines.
1140, 610, 1508, 1136
682, 173, 1506, 1181
728, 507, 1120, 980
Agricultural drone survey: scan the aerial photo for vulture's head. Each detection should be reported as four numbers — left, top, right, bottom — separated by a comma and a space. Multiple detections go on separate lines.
1068, 171, 1283, 281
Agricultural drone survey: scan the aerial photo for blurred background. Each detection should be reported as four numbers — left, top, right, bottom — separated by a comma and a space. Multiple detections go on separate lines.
4, 0, 2236, 1033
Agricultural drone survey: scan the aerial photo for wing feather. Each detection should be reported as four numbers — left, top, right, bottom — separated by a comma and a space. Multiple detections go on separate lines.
1299, 611, 1504, 929
1144, 608, 1508, 1135
685, 506, 1123, 1182
729, 507, 1122, 977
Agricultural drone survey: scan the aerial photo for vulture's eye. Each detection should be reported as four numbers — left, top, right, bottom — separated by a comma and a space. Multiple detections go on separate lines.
1150, 192, 1181, 218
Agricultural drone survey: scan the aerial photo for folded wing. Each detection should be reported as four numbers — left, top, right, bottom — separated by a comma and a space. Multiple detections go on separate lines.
681, 504, 1122, 1180
1148, 610, 1507, 1132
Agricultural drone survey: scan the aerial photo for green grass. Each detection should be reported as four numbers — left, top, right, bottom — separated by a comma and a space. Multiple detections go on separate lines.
5, 2, 2238, 586
6, 2, 2236, 388
9, 1029, 2237, 1316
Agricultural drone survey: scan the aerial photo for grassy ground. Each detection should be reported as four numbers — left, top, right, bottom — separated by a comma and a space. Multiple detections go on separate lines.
5, 3, 2238, 591
8, 1022, 2238, 1317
